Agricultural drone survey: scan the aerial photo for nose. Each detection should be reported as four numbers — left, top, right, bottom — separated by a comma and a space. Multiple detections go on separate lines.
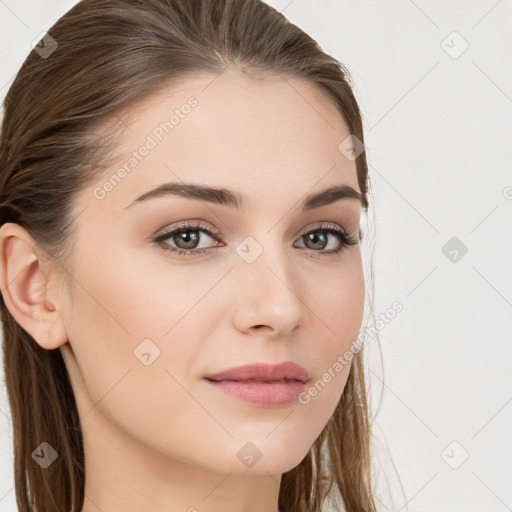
231, 240, 307, 339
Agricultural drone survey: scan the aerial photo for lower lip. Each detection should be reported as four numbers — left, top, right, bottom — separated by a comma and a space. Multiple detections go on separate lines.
204, 379, 307, 407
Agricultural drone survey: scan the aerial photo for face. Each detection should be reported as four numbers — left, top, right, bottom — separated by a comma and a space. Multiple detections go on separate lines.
58, 70, 365, 477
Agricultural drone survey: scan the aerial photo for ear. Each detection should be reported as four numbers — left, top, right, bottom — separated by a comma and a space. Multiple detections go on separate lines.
0, 222, 68, 350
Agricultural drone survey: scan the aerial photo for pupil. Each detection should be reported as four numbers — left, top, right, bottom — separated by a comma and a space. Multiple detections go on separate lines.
307, 232, 327, 250
176, 230, 199, 249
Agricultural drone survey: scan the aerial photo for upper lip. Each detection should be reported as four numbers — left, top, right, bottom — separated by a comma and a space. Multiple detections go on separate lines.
204, 361, 309, 383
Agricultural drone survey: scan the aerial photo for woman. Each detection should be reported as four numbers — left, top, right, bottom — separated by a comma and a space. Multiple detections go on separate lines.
0, 1, 379, 510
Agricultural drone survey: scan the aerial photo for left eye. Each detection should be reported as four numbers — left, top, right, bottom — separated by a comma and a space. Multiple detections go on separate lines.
296, 229, 342, 251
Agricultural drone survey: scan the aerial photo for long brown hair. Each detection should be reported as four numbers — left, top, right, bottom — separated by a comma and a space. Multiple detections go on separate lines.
0, 1, 380, 510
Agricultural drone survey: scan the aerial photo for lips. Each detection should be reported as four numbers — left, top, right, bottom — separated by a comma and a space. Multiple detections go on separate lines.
203, 361, 309, 407
204, 361, 309, 383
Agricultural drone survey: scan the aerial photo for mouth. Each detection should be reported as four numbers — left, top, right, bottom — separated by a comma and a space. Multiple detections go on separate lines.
204, 361, 310, 384
203, 377, 308, 407
205, 377, 306, 383
203, 361, 310, 407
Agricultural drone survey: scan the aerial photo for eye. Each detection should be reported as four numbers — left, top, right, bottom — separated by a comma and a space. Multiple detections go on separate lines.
152, 220, 222, 257
152, 220, 359, 258
294, 222, 359, 257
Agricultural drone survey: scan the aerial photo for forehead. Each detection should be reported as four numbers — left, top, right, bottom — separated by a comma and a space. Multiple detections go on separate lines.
80, 71, 360, 217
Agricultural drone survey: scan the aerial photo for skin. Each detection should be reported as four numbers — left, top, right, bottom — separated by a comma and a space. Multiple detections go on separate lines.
0, 70, 365, 512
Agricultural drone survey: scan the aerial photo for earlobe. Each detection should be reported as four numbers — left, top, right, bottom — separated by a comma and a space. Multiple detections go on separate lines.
0, 222, 68, 350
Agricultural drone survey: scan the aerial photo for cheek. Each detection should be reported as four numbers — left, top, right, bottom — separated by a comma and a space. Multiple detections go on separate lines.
63, 257, 215, 456
280, 258, 364, 437
63, 248, 222, 417
307, 257, 365, 350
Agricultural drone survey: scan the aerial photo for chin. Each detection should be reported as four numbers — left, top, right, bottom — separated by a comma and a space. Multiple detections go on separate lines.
226, 438, 312, 476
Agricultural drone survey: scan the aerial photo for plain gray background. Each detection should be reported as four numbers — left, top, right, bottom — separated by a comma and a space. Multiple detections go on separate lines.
1, 1, 511, 511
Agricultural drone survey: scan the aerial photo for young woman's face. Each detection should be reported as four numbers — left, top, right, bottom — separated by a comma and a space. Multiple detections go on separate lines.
59, 71, 365, 477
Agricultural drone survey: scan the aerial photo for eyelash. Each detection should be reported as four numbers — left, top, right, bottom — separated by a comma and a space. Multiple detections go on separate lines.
152, 220, 360, 259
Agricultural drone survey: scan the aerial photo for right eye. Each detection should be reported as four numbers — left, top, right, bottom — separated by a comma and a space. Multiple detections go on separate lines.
153, 221, 223, 257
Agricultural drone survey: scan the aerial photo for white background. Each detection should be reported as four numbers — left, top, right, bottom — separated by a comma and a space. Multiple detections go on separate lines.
1, 1, 511, 511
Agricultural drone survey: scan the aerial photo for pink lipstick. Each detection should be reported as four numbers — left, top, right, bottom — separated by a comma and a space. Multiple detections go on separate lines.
203, 361, 309, 407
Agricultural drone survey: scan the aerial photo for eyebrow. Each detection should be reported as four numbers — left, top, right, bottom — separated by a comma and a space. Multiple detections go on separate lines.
124, 182, 368, 211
